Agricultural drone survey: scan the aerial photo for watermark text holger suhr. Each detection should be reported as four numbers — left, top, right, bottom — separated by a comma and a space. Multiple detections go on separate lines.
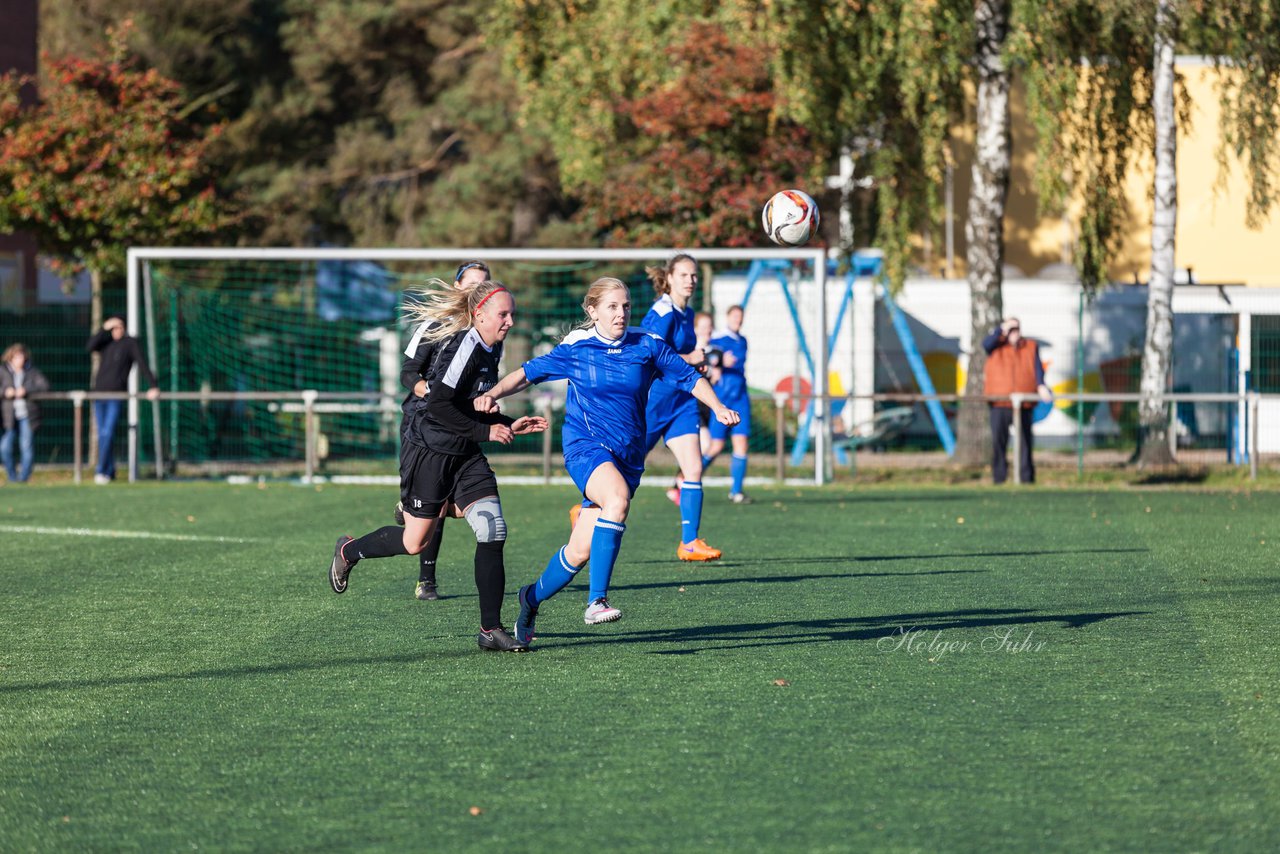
877, 626, 1047, 658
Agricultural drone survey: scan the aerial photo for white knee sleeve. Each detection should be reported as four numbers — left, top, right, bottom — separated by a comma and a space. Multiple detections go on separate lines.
464, 497, 507, 543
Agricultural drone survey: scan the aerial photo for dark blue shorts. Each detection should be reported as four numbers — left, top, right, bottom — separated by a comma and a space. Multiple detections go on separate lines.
644, 393, 701, 451
708, 395, 752, 440
564, 439, 644, 501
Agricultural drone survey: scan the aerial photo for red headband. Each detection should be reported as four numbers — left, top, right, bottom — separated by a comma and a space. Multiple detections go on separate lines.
473, 287, 509, 315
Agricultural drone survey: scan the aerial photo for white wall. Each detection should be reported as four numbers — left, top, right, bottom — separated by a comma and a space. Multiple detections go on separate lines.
713, 275, 1247, 446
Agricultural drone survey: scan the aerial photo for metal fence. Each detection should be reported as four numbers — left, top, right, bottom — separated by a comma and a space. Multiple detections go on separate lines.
17, 389, 1268, 484
10, 268, 1280, 483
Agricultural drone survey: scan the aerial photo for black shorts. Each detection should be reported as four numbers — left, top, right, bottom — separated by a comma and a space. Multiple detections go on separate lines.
399, 442, 498, 519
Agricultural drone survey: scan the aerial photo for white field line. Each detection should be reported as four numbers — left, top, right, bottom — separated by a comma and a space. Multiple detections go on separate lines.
0, 525, 256, 544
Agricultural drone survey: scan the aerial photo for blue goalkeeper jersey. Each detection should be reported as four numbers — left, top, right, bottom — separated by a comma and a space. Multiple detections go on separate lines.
522, 326, 700, 469
710, 329, 748, 402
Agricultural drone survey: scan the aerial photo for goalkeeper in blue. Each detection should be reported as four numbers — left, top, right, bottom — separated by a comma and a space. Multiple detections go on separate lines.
473, 277, 739, 644
701, 304, 752, 503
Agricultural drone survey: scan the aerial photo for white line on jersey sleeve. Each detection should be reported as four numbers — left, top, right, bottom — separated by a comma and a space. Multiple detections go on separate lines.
404, 319, 434, 357
441, 329, 481, 389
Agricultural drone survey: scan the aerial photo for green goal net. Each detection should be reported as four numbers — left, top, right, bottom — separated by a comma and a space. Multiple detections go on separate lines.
146, 258, 610, 471
136, 247, 826, 478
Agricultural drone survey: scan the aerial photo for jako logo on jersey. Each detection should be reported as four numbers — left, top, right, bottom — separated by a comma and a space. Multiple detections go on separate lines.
607, 348, 622, 354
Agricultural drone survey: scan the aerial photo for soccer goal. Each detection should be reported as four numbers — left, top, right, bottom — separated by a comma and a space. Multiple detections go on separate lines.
124, 246, 834, 483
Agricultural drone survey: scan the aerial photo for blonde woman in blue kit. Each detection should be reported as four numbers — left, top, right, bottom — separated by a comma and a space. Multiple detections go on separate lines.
474, 277, 739, 645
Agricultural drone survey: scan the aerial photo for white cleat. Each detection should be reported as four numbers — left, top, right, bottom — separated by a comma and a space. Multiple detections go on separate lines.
584, 597, 622, 625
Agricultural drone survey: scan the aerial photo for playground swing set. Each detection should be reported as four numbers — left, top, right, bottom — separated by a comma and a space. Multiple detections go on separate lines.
738, 254, 956, 467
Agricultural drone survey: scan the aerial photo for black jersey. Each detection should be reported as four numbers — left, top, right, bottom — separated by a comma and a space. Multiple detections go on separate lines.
417, 327, 513, 455
86, 329, 158, 392
400, 319, 443, 418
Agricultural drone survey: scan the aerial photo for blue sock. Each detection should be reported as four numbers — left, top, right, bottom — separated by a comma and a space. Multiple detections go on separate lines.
730, 454, 748, 496
701, 455, 713, 471
532, 546, 582, 605
679, 480, 703, 543
587, 519, 626, 602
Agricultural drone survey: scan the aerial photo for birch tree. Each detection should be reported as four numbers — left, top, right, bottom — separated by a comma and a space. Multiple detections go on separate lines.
1135, 0, 1280, 465
765, 0, 1021, 465
1137, 0, 1178, 466
956, 0, 1013, 467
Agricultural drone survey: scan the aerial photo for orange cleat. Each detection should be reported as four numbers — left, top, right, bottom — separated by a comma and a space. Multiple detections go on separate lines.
569, 502, 583, 529
677, 538, 722, 561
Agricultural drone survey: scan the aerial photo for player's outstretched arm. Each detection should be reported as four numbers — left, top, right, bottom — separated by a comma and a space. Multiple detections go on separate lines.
475, 367, 531, 414
691, 378, 739, 426
486, 416, 546, 444
510, 415, 549, 435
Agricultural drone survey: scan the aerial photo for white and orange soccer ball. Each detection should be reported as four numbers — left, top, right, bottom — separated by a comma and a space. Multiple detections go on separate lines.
761, 189, 820, 246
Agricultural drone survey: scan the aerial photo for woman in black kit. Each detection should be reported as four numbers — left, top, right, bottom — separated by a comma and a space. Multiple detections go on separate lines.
327, 279, 547, 652
396, 260, 491, 601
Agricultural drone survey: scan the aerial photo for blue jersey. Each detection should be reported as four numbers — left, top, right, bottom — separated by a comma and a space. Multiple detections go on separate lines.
642, 295, 697, 355
710, 329, 748, 402
642, 294, 698, 407
523, 327, 700, 470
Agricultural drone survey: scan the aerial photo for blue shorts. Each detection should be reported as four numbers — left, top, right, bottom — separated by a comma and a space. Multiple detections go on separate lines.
564, 439, 644, 500
645, 393, 701, 452
708, 397, 752, 440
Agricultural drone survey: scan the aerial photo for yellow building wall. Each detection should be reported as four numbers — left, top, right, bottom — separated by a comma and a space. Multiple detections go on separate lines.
941, 58, 1280, 287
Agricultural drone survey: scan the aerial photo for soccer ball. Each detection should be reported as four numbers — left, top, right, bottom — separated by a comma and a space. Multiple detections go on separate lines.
762, 189, 820, 246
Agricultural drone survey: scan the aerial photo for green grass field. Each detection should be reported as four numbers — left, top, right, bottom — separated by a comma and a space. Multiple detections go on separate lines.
2, 481, 1278, 851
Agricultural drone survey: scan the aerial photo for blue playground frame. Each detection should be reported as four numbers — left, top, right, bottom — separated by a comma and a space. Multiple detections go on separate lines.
739, 254, 956, 464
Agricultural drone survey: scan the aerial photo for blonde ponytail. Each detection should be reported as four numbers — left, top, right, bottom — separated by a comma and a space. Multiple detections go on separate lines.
405, 280, 510, 343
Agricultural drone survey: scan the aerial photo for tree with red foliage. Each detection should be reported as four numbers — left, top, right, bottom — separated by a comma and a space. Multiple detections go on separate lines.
574, 22, 819, 248
0, 22, 226, 284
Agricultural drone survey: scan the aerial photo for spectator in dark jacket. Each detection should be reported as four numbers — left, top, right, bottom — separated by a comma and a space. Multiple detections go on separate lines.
1, 343, 51, 483
86, 315, 159, 484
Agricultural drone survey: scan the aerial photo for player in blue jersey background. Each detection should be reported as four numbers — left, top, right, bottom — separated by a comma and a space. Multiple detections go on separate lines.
641, 254, 723, 561
702, 304, 753, 504
474, 277, 739, 643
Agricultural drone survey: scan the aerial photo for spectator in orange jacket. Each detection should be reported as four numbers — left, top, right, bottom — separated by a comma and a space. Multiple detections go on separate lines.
983, 317, 1052, 484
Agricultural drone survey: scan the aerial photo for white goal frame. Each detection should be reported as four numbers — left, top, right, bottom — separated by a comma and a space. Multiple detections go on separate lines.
126, 246, 831, 484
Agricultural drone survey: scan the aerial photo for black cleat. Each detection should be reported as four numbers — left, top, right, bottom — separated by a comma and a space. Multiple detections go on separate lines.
329, 535, 356, 594
393, 501, 406, 526
478, 626, 528, 652
415, 581, 439, 601
514, 584, 539, 645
